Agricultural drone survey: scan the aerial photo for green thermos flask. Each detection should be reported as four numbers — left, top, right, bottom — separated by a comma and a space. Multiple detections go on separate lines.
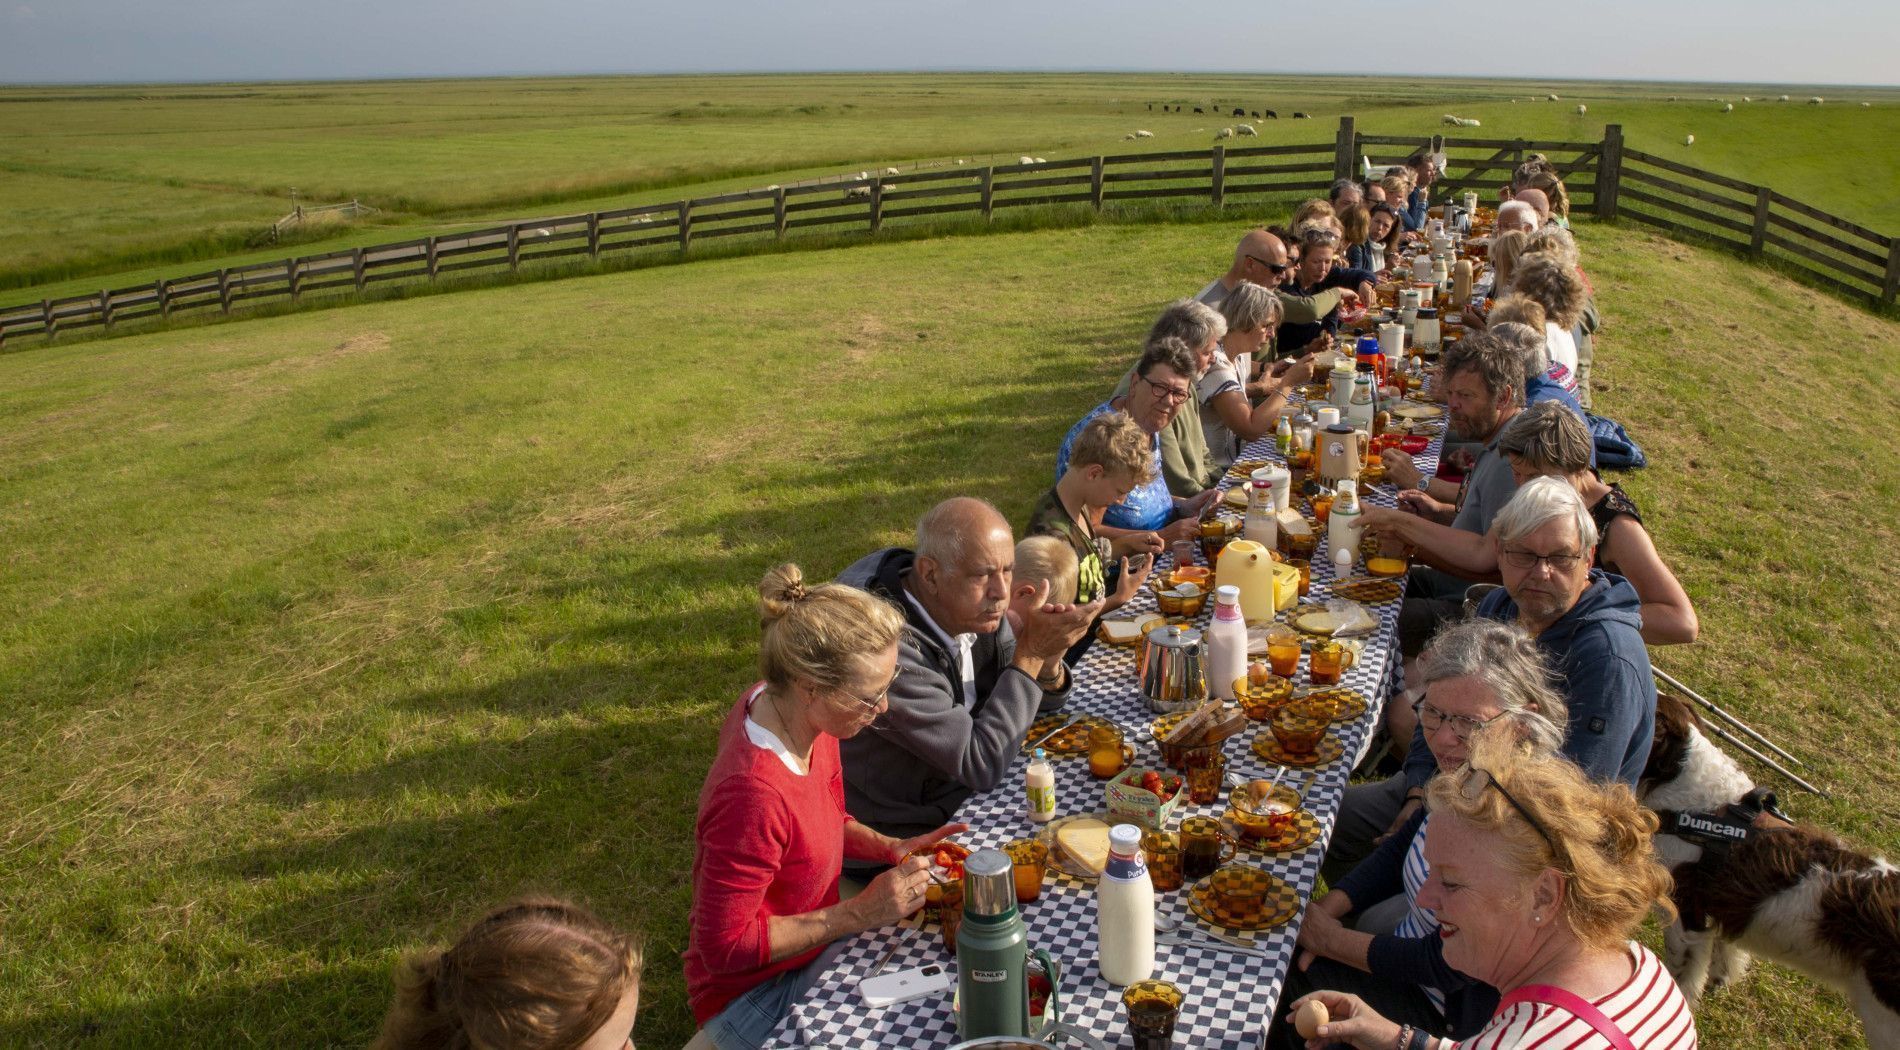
956, 847, 1039, 1040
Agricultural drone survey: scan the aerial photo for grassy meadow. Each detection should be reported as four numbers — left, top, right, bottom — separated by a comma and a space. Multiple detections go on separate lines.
4, 73, 1899, 302
2, 211, 1898, 1048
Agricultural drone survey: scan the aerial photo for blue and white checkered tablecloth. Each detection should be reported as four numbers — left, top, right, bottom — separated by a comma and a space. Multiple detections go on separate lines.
765, 409, 1444, 1050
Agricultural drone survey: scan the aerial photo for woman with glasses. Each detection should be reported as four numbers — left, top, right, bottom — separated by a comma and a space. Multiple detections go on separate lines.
1286, 736, 1693, 1049
684, 564, 965, 1050
1276, 618, 1568, 1046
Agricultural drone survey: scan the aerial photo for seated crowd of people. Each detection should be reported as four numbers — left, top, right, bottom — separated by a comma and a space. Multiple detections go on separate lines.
372, 155, 1704, 1050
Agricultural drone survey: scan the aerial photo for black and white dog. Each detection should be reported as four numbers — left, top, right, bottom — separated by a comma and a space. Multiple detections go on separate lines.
1639, 693, 1899, 1048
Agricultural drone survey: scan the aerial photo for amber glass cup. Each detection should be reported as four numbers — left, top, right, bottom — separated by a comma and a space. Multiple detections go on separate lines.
1124, 980, 1185, 1050
1004, 839, 1049, 904
1185, 750, 1227, 805
1143, 830, 1184, 892
1267, 626, 1303, 679
938, 878, 965, 952
1309, 641, 1346, 685
1088, 722, 1133, 779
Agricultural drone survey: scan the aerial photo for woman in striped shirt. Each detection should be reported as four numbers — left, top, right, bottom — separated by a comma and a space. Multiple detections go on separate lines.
1287, 738, 1695, 1050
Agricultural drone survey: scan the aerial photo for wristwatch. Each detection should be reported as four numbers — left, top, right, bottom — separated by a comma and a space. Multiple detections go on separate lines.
1413, 476, 1431, 493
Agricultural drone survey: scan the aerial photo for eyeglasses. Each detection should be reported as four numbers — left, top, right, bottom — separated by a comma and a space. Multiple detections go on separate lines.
1414, 698, 1504, 741
1462, 764, 1557, 853
1142, 377, 1192, 404
1245, 254, 1291, 275
837, 666, 903, 715
1500, 547, 1584, 574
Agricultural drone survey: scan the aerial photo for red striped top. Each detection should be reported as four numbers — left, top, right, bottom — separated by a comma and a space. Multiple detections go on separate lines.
1440, 943, 1697, 1050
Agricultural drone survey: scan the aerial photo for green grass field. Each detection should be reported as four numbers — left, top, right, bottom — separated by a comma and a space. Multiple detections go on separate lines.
2, 210, 1898, 1047
5, 73, 1898, 301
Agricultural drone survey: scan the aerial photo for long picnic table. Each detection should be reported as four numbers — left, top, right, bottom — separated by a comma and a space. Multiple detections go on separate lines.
766, 410, 1446, 1050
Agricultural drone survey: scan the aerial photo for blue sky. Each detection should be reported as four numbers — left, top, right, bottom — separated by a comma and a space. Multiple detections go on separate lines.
0, 0, 1892, 86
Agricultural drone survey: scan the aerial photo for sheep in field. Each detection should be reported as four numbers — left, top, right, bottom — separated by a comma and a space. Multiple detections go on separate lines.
1809, 96, 1824, 104
1547, 93, 1560, 101
885, 167, 899, 176
1236, 123, 1257, 136
1576, 104, 1587, 115
1018, 155, 1035, 165
1216, 127, 1234, 140
1683, 134, 1695, 146
1034, 157, 1046, 163
1134, 130, 1154, 138
1722, 103, 1734, 112
1779, 94, 1790, 101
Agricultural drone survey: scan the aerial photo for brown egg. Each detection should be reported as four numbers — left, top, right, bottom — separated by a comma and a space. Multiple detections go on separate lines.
1294, 999, 1329, 1039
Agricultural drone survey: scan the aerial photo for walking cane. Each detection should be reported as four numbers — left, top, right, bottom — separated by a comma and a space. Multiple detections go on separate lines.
1652, 667, 1828, 798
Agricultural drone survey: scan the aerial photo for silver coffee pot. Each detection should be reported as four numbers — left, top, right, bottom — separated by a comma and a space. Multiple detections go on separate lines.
1139, 623, 1206, 714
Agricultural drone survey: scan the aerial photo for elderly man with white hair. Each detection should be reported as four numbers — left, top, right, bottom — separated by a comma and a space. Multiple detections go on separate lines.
1470, 476, 1656, 783
1494, 199, 1540, 236
1321, 477, 1657, 883
837, 497, 1101, 845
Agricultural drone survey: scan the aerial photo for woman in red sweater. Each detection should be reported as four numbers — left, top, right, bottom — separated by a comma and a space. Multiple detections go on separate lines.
684, 564, 966, 1050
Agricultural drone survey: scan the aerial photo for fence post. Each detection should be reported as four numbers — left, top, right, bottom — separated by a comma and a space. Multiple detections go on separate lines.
1750, 187, 1771, 254
1333, 115, 1356, 181
587, 213, 602, 258
1595, 124, 1623, 220
353, 247, 367, 291
156, 279, 170, 319
677, 201, 692, 252
1090, 156, 1105, 210
218, 269, 232, 313
1211, 145, 1227, 207
100, 289, 113, 330
426, 237, 440, 280
774, 187, 788, 239
287, 258, 301, 302
869, 181, 884, 234
981, 166, 995, 221
1883, 241, 1900, 306
507, 225, 521, 271
42, 298, 55, 338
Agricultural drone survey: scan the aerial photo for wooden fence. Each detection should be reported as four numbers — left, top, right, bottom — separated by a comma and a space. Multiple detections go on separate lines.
2, 118, 1892, 349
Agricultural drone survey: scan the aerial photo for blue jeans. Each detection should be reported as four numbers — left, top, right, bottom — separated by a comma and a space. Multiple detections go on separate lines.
699, 942, 842, 1050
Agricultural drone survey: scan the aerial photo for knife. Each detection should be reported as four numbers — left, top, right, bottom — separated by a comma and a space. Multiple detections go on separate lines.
1022, 715, 1082, 754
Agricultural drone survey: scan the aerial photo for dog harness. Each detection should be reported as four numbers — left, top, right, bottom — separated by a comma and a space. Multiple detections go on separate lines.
1651, 786, 1794, 931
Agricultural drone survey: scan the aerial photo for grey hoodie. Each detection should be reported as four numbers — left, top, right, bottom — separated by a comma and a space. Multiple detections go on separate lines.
835, 548, 1070, 842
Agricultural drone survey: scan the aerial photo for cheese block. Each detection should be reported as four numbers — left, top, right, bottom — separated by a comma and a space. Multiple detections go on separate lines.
1275, 508, 1312, 537
1056, 817, 1112, 876
1100, 617, 1144, 644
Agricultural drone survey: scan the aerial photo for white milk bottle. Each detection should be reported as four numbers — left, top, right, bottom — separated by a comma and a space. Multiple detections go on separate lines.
1096, 824, 1156, 986
1205, 585, 1248, 701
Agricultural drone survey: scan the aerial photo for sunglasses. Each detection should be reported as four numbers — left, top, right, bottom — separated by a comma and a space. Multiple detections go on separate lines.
1462, 763, 1557, 854
1245, 254, 1291, 275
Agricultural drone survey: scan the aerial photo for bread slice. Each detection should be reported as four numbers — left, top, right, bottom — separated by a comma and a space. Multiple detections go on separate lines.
1100, 617, 1144, 644
1056, 817, 1111, 876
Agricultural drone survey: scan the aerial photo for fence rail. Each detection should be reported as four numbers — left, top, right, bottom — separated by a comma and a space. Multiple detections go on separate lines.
3, 118, 1893, 349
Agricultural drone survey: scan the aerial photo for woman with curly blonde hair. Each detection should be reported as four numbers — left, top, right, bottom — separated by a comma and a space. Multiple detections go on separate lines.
374, 897, 642, 1050
684, 565, 965, 1049
1287, 736, 1695, 1049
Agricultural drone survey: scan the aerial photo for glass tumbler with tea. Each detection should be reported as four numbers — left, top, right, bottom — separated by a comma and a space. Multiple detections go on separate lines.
1309, 641, 1346, 686
1185, 750, 1227, 805
1088, 722, 1133, 779
1266, 625, 1302, 679
1180, 815, 1234, 881
1004, 839, 1049, 904
1142, 830, 1184, 893
1123, 979, 1185, 1050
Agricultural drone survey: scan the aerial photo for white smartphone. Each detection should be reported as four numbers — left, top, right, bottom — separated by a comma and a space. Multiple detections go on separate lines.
857, 963, 954, 1008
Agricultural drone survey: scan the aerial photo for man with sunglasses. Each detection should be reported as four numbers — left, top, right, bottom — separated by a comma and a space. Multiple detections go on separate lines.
838, 497, 1101, 853
1195, 228, 1353, 345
